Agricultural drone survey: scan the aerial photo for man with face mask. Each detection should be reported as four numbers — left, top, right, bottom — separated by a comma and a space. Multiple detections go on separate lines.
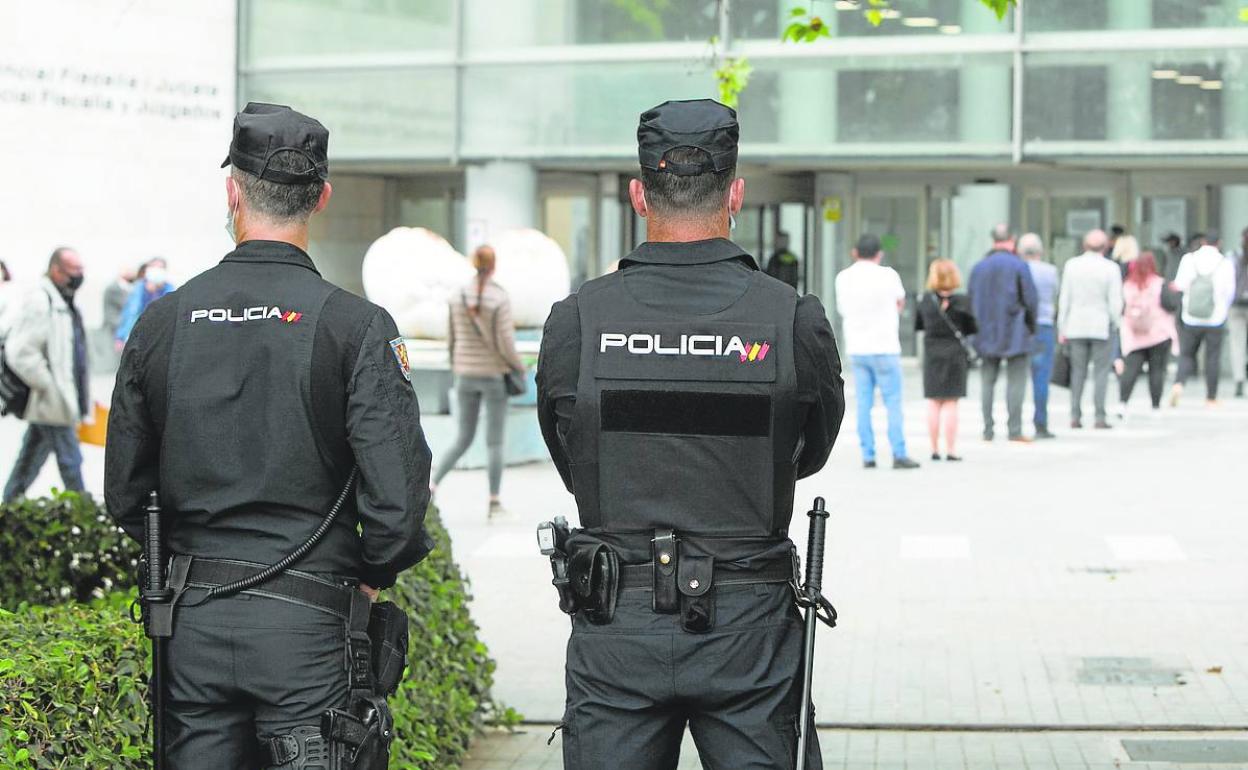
537, 99, 846, 768
2, 247, 89, 501
105, 103, 434, 769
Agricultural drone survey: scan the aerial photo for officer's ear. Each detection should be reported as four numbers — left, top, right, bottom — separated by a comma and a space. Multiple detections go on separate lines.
225, 175, 240, 213
728, 177, 746, 216
313, 181, 333, 215
628, 178, 649, 219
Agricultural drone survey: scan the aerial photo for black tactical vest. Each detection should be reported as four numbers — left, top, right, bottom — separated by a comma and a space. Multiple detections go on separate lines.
566, 268, 801, 538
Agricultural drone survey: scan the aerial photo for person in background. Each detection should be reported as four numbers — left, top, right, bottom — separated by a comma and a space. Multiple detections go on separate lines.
102, 266, 137, 341
431, 245, 527, 516
765, 230, 801, 290
836, 233, 920, 469
0, 260, 14, 334
3, 247, 89, 501
1161, 232, 1184, 281
114, 256, 175, 348
916, 259, 977, 461
1228, 227, 1248, 398
1111, 234, 1140, 277
1117, 250, 1177, 414
1106, 224, 1126, 257
1019, 233, 1058, 439
1171, 231, 1236, 406
969, 223, 1038, 443
1059, 229, 1123, 429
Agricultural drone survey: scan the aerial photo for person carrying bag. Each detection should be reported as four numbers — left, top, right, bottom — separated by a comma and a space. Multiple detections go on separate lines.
430, 245, 528, 517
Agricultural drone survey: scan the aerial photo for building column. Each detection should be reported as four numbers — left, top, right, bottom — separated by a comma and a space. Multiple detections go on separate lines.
814, 172, 854, 313
1106, 0, 1151, 141
777, 0, 836, 147
463, 161, 537, 253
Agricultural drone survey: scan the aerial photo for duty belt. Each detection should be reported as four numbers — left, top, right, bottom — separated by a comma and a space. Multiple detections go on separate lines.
619, 560, 794, 591
184, 556, 359, 621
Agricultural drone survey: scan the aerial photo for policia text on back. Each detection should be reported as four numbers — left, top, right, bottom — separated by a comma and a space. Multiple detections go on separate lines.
534, 99, 847, 770
105, 102, 434, 770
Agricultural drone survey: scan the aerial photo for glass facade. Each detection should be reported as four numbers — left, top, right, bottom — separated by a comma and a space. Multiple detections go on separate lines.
240, 0, 1248, 164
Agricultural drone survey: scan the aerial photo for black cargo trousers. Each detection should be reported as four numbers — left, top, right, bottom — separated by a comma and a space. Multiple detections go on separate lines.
165, 585, 349, 769
561, 582, 822, 770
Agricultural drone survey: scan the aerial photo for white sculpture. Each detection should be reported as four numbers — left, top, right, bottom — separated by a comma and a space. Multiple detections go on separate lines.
490, 228, 572, 329
361, 227, 473, 339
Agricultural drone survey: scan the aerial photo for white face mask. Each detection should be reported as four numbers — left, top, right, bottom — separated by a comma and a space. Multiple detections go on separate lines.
145, 267, 167, 285
224, 204, 238, 243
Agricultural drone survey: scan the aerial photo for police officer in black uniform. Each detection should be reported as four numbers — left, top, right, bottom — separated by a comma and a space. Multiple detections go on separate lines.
537, 99, 845, 769
104, 103, 433, 769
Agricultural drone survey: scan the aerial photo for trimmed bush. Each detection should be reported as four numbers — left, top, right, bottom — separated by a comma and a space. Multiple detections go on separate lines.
0, 494, 501, 769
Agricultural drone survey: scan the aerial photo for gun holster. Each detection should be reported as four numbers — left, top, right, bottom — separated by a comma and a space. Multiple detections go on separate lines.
678, 552, 715, 634
568, 542, 619, 625
322, 695, 393, 770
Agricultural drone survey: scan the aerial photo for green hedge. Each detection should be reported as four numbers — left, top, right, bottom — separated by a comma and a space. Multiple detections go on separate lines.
0, 493, 503, 769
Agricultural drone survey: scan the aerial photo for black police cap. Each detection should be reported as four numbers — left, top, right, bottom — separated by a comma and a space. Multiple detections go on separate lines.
637, 99, 738, 176
221, 102, 329, 185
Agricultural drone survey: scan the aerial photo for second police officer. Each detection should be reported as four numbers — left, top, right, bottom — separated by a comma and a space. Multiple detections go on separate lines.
537, 99, 846, 768
104, 103, 433, 769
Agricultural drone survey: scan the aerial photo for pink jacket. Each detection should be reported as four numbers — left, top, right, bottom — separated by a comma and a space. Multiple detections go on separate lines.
1120, 275, 1177, 355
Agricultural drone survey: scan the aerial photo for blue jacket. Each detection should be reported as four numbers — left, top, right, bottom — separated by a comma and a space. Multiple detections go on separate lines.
115, 280, 176, 343
968, 250, 1038, 358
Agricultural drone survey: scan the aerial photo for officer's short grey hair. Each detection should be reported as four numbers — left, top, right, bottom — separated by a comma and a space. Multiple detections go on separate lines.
232, 150, 324, 224
1017, 233, 1044, 257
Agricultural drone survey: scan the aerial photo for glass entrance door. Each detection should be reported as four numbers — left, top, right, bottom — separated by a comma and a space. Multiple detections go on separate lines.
857, 193, 924, 354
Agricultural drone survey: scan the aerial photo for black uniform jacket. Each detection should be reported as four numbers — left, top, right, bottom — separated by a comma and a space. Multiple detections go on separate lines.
105, 240, 433, 589
537, 237, 845, 513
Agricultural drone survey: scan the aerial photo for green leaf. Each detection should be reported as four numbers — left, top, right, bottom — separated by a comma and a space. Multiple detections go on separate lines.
790, 6, 807, 16
865, 9, 884, 25
782, 21, 805, 42
1240, 6, 1248, 21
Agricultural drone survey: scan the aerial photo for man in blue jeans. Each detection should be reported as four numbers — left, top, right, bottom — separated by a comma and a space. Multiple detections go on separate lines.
1019, 233, 1059, 439
834, 234, 920, 469
3, 248, 89, 501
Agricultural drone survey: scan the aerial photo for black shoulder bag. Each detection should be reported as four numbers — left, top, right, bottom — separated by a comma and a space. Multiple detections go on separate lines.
929, 293, 980, 367
461, 289, 527, 397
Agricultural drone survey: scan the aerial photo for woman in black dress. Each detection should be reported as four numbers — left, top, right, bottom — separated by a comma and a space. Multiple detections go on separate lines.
915, 259, 978, 461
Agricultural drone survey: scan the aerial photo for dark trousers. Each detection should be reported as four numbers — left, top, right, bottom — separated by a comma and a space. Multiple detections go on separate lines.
3, 424, 84, 502
1120, 341, 1171, 408
980, 354, 1028, 437
165, 588, 348, 769
561, 583, 821, 770
1068, 338, 1112, 423
1029, 326, 1057, 429
1176, 323, 1226, 400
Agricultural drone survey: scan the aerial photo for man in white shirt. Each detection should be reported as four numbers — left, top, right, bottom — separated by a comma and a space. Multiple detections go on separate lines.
1058, 229, 1124, 429
1171, 231, 1237, 405
834, 234, 920, 469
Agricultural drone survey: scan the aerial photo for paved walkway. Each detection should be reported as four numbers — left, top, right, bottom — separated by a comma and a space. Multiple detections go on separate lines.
435, 364, 1248, 767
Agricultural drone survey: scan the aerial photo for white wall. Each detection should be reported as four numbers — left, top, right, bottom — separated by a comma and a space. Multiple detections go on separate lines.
0, 0, 235, 326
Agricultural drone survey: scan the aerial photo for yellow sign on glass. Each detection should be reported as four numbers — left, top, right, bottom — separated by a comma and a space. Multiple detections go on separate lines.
822, 196, 843, 223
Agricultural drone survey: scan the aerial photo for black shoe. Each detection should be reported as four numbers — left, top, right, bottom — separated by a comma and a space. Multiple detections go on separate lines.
982, 430, 994, 442
931, 453, 942, 461
945, 454, 963, 462
1034, 427, 1057, 439
1071, 419, 1083, 429
893, 457, 921, 470
1094, 420, 1113, 430
863, 460, 877, 469
1237, 382, 1245, 398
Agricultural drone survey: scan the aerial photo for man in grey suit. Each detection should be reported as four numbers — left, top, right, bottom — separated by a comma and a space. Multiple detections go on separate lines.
1058, 229, 1124, 429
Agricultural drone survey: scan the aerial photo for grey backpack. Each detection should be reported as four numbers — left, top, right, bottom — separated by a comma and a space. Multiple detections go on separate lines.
1187, 261, 1219, 320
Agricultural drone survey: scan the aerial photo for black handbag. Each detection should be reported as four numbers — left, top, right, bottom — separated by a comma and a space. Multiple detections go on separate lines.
461, 290, 527, 398
0, 343, 30, 418
1051, 344, 1072, 388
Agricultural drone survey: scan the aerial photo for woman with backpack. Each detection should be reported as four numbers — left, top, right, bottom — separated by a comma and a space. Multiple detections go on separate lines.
1171, 233, 1237, 406
1117, 251, 1177, 413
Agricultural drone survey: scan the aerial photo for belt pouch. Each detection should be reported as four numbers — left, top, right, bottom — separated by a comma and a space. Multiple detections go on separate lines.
652, 529, 679, 614
569, 542, 619, 625
367, 601, 409, 696
678, 553, 715, 634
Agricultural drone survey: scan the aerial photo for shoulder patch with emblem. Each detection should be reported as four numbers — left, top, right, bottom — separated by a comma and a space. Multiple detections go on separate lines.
389, 337, 411, 382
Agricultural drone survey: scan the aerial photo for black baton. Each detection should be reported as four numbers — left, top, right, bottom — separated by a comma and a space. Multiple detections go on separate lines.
796, 496, 834, 770
141, 492, 173, 770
